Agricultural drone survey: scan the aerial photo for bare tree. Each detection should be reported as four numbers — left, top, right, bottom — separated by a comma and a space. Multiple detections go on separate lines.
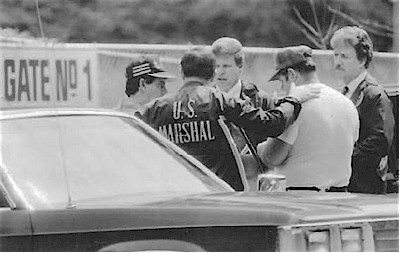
290, 0, 337, 49
326, 5, 393, 39
290, 0, 394, 49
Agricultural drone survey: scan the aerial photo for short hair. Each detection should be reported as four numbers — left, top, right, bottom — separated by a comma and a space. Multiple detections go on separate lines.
125, 74, 155, 97
181, 47, 216, 80
330, 26, 373, 69
211, 37, 244, 68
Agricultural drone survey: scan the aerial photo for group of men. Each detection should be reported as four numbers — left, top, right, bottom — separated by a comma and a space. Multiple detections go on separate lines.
118, 26, 395, 195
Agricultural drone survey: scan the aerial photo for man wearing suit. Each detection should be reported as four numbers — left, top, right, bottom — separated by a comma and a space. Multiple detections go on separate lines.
211, 37, 277, 186
211, 37, 276, 151
330, 26, 395, 194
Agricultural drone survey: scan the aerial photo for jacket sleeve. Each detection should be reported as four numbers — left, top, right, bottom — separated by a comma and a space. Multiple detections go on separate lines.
219, 92, 301, 138
242, 82, 276, 110
353, 86, 395, 159
257, 89, 277, 110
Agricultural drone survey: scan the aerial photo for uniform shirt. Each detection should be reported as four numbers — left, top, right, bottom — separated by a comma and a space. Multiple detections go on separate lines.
140, 79, 301, 191
275, 83, 359, 189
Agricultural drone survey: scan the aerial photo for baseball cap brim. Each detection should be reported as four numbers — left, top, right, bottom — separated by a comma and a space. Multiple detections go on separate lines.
268, 70, 281, 82
148, 71, 175, 79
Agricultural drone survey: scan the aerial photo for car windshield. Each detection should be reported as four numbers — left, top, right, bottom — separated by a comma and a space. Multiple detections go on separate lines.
0, 113, 231, 209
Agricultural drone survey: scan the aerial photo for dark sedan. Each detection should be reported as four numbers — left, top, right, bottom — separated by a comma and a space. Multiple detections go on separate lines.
0, 109, 398, 251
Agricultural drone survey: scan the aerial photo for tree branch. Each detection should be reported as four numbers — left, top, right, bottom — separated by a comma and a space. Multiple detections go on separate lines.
309, 0, 323, 38
292, 6, 320, 37
362, 19, 393, 33
290, 19, 324, 49
327, 5, 393, 38
322, 14, 337, 42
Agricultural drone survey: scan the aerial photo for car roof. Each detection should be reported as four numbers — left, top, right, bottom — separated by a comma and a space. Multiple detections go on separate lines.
0, 107, 235, 196
0, 107, 135, 121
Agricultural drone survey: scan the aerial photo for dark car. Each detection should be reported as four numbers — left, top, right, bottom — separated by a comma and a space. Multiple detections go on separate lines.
0, 108, 398, 252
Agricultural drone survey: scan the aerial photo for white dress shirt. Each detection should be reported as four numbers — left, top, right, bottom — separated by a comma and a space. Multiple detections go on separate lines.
217, 80, 242, 99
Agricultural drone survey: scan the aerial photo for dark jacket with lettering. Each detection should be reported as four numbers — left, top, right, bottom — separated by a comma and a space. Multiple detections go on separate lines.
140, 80, 300, 191
348, 74, 395, 194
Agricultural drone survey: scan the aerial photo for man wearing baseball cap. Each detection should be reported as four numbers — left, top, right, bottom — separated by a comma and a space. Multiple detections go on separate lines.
115, 55, 174, 114
257, 45, 359, 192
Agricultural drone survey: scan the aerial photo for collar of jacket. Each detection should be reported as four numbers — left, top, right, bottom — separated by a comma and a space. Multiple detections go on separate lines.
349, 73, 378, 104
179, 79, 207, 91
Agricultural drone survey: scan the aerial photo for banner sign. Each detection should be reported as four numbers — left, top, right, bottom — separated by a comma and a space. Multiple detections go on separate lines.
1, 47, 98, 109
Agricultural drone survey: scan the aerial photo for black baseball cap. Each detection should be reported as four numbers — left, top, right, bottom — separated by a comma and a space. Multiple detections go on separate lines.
126, 56, 175, 79
268, 45, 315, 81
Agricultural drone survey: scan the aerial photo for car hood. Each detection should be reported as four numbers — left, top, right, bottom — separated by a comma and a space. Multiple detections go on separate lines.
73, 191, 399, 227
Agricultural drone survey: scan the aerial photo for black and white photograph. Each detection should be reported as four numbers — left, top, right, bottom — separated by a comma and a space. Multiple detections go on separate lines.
0, 0, 398, 251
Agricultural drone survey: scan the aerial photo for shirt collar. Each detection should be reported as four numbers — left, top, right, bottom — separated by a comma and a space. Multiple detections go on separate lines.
217, 80, 242, 99
345, 71, 368, 98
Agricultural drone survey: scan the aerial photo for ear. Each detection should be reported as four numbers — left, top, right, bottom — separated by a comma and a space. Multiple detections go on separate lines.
358, 57, 367, 69
138, 78, 146, 90
287, 68, 296, 81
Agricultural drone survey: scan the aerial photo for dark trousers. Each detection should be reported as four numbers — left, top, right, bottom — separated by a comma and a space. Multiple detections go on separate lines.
349, 157, 387, 194
348, 178, 387, 194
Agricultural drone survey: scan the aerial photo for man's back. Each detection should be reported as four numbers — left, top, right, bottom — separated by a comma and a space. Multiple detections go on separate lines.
142, 80, 244, 190
142, 78, 306, 191
277, 83, 359, 188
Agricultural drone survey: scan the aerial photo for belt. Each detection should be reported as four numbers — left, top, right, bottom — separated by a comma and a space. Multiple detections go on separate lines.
286, 186, 348, 192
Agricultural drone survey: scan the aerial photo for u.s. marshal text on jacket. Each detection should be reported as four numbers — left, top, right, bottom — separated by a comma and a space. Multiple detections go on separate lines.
140, 80, 301, 190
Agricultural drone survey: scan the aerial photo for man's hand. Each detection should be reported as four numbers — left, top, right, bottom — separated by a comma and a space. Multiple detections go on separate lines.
291, 85, 321, 103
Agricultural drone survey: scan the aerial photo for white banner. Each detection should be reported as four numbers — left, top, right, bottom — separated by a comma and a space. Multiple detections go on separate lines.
0, 46, 98, 109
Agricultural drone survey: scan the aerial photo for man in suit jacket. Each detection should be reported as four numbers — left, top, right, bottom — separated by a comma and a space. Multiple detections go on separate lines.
330, 26, 395, 194
211, 37, 275, 150
211, 37, 276, 186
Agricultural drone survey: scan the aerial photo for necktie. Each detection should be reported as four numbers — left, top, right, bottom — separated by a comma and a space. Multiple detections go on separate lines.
342, 86, 350, 95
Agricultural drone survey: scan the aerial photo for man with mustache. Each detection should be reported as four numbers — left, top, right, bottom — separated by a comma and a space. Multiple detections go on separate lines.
330, 26, 395, 194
